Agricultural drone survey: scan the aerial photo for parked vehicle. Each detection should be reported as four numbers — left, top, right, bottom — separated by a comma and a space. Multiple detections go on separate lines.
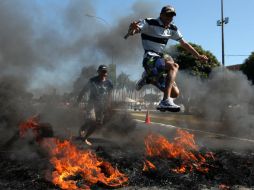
133, 104, 142, 111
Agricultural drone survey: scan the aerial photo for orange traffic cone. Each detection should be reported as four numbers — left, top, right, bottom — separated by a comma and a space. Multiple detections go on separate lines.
145, 109, 151, 124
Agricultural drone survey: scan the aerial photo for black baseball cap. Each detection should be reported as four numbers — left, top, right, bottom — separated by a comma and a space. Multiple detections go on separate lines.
161, 5, 176, 16
97, 65, 107, 72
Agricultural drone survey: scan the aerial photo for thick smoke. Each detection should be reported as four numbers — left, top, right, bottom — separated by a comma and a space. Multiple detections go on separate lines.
95, 0, 158, 64
177, 68, 254, 139
0, 76, 34, 145
0, 0, 159, 95
0, 1, 42, 82
1, 0, 254, 151
0, 0, 151, 146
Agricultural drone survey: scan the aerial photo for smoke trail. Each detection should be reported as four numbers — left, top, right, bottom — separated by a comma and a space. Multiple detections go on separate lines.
177, 68, 254, 139
95, 0, 158, 64
0, 0, 161, 95
0, 76, 34, 143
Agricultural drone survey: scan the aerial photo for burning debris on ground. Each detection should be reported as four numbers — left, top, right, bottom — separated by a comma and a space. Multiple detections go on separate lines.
95, 147, 254, 190
0, 116, 254, 190
1, 146, 254, 190
0, 0, 254, 189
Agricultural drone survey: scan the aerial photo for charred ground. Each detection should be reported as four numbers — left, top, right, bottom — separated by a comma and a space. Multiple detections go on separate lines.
0, 129, 254, 190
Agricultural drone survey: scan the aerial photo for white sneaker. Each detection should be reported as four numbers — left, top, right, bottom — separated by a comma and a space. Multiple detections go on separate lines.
158, 98, 180, 109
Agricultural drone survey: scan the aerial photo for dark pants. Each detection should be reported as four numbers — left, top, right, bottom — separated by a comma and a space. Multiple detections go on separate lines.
79, 101, 108, 138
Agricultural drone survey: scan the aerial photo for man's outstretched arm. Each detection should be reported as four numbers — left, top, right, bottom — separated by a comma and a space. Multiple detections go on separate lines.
124, 21, 141, 39
179, 39, 208, 62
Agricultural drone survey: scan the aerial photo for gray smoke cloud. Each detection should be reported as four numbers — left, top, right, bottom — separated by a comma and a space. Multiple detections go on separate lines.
0, 0, 159, 95
177, 68, 254, 139
0, 0, 154, 147
0, 76, 34, 146
96, 0, 158, 64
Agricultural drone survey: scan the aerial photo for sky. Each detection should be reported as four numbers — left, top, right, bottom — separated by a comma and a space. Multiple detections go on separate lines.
94, 0, 254, 66
0, 0, 254, 95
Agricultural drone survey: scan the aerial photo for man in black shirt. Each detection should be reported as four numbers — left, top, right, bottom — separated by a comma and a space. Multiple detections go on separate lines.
77, 65, 113, 145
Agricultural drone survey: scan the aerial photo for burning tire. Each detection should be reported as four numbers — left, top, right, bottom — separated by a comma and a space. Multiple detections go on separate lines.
35, 122, 54, 140
103, 111, 137, 136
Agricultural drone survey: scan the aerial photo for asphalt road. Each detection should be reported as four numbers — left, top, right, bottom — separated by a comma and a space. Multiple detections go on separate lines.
133, 118, 254, 152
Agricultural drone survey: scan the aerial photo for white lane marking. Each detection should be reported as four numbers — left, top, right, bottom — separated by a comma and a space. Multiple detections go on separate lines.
135, 119, 254, 143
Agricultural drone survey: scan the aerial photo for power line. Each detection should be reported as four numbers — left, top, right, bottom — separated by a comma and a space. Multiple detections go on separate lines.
225, 55, 249, 57
85, 14, 109, 26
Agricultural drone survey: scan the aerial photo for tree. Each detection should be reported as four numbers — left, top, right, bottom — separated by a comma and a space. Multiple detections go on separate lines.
116, 72, 130, 89
241, 52, 254, 84
168, 43, 220, 78
107, 63, 117, 101
126, 80, 136, 99
108, 63, 116, 86
116, 72, 130, 101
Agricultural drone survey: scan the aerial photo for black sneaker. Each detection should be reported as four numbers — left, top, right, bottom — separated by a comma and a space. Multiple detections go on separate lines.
136, 75, 147, 91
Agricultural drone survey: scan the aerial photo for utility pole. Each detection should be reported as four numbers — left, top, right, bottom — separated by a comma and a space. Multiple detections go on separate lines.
217, 0, 229, 66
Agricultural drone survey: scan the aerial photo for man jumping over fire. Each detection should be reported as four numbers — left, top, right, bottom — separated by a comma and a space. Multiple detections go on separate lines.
125, 5, 208, 112
77, 65, 113, 146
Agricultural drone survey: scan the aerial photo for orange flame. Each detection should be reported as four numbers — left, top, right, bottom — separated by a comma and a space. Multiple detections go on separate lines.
143, 160, 157, 172
219, 184, 230, 190
19, 115, 40, 139
144, 129, 214, 173
44, 139, 128, 190
19, 116, 128, 189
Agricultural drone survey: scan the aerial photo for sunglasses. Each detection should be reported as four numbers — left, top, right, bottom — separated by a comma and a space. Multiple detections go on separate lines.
164, 13, 175, 17
100, 70, 107, 73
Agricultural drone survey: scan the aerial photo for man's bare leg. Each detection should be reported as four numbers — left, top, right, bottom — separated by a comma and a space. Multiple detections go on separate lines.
83, 124, 99, 146
164, 60, 179, 100
85, 139, 92, 146
170, 81, 180, 98
156, 59, 180, 111
83, 109, 104, 146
